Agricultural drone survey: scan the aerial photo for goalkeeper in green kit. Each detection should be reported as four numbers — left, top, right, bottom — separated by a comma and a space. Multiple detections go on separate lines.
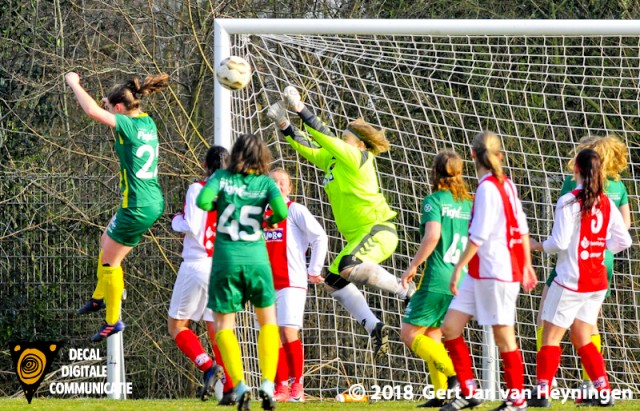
268, 87, 415, 359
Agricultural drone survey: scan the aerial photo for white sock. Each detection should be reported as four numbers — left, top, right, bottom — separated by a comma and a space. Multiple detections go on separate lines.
331, 283, 379, 334
349, 262, 402, 295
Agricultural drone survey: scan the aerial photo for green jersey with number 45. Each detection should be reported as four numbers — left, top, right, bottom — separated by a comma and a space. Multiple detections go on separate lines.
419, 190, 473, 295
114, 114, 163, 208
198, 170, 286, 264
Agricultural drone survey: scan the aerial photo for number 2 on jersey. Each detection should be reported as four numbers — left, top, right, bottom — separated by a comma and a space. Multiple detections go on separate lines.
443, 233, 468, 264
218, 204, 263, 241
135, 144, 159, 179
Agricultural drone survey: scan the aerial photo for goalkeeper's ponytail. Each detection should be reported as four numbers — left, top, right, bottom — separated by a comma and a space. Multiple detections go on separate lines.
472, 131, 504, 183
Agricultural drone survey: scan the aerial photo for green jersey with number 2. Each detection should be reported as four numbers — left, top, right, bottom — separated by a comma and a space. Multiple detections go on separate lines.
419, 190, 473, 295
203, 170, 283, 264
114, 113, 163, 208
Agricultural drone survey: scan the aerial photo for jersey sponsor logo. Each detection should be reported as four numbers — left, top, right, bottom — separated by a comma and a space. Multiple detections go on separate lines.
219, 179, 267, 198
137, 129, 157, 142
441, 204, 471, 220
264, 228, 284, 242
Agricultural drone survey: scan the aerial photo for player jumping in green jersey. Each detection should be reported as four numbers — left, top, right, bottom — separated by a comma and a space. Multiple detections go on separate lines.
65, 71, 168, 342
400, 151, 472, 408
196, 133, 288, 411
535, 135, 631, 400
267, 86, 415, 360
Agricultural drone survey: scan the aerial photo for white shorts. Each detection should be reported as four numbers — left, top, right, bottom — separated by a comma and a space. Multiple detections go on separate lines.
275, 287, 307, 329
541, 282, 606, 329
168, 259, 214, 322
448, 276, 520, 326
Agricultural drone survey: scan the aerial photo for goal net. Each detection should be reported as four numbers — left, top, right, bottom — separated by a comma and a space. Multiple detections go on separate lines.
214, 19, 640, 401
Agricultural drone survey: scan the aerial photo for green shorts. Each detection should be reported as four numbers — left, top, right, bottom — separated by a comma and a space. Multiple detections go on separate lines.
208, 262, 276, 313
403, 290, 453, 328
106, 203, 164, 247
329, 222, 398, 274
546, 251, 614, 297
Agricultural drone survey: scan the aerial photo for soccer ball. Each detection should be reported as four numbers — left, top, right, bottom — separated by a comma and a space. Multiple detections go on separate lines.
216, 56, 251, 91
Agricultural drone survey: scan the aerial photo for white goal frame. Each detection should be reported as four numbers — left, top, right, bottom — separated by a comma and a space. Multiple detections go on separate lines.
213, 19, 640, 401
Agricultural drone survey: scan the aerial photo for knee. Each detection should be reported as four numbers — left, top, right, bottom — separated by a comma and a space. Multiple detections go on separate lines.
440, 321, 458, 341
399, 324, 415, 348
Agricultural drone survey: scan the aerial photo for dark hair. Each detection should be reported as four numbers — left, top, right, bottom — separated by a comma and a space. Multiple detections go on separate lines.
573, 148, 603, 217
432, 150, 472, 202
106, 73, 170, 111
227, 134, 272, 176
205, 146, 229, 176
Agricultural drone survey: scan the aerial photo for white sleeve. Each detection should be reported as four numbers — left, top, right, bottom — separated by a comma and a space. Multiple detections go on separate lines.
468, 183, 500, 247
290, 203, 328, 276
607, 198, 632, 254
543, 195, 575, 254
173, 184, 207, 237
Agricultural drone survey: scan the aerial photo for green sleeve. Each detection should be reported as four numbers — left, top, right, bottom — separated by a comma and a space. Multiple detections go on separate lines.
114, 114, 134, 141
559, 176, 576, 196
283, 129, 333, 171
297, 107, 365, 171
196, 174, 220, 211
619, 184, 629, 206
266, 180, 288, 224
419, 195, 441, 237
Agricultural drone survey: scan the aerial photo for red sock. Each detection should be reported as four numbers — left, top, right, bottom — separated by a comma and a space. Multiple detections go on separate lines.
275, 346, 289, 386
444, 336, 476, 397
213, 343, 234, 392
284, 340, 304, 384
175, 329, 212, 372
578, 342, 610, 391
501, 348, 525, 405
536, 345, 561, 393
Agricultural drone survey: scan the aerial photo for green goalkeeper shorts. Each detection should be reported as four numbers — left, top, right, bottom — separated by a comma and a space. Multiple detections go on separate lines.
329, 221, 398, 275
403, 290, 453, 328
208, 262, 276, 313
106, 202, 164, 247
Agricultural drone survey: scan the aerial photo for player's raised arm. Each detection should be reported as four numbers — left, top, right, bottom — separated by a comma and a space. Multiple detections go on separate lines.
65, 72, 116, 128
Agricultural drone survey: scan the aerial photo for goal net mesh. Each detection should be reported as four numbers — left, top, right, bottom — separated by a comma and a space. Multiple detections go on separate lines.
222, 31, 640, 399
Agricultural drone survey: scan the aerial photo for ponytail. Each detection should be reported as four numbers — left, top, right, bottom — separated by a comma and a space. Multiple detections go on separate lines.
573, 148, 604, 218
471, 131, 504, 183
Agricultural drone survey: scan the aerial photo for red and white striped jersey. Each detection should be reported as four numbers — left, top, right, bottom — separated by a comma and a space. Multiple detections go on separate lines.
468, 174, 529, 282
264, 200, 328, 290
543, 188, 631, 292
172, 181, 217, 260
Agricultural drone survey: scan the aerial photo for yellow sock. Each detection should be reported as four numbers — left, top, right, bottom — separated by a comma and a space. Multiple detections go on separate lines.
411, 335, 455, 377
536, 326, 544, 352
102, 265, 124, 324
582, 333, 602, 380
427, 359, 448, 396
258, 324, 280, 382
216, 329, 244, 386
92, 250, 105, 299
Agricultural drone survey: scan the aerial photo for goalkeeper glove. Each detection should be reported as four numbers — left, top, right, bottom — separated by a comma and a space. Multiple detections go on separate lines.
283, 86, 305, 112
267, 101, 290, 130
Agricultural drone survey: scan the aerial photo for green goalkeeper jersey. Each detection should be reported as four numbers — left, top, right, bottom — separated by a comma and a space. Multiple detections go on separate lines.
114, 113, 164, 208
283, 108, 396, 239
560, 176, 628, 208
196, 169, 287, 264
419, 190, 472, 295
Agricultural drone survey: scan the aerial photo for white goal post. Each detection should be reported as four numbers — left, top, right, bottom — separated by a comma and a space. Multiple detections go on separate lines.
213, 19, 640, 401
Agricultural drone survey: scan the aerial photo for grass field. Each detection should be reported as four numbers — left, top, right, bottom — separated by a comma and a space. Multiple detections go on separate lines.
1, 398, 639, 411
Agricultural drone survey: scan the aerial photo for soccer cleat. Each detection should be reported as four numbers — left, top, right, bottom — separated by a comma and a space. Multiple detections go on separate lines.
274, 383, 289, 402
201, 364, 224, 401
370, 322, 390, 360
582, 390, 616, 407
77, 298, 106, 314
575, 380, 597, 404
439, 395, 482, 411
90, 320, 125, 342
418, 398, 446, 408
288, 382, 304, 402
236, 383, 251, 411
446, 375, 460, 397
528, 387, 550, 408
258, 379, 276, 410
219, 389, 237, 406
489, 400, 527, 411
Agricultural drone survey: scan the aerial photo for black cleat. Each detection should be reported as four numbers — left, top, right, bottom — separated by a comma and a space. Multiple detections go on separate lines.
201, 364, 224, 401
439, 395, 482, 411
219, 389, 237, 406
370, 322, 389, 360
418, 398, 447, 408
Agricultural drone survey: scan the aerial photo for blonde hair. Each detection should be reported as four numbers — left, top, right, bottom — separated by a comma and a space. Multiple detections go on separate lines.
568, 135, 628, 181
471, 131, 504, 183
432, 150, 472, 202
346, 118, 390, 155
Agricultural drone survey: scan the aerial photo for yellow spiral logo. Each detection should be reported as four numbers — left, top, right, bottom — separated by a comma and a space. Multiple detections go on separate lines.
17, 348, 46, 385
